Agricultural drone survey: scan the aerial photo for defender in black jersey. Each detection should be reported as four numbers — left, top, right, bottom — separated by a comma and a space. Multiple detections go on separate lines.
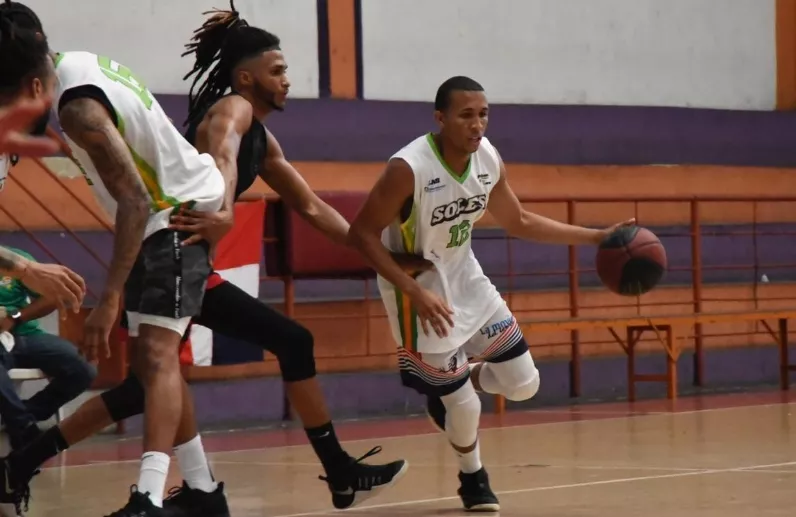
0, 3, 428, 516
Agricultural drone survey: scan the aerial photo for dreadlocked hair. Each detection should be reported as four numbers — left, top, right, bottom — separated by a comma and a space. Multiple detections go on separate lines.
0, 1, 43, 32
182, 0, 280, 125
0, 4, 49, 97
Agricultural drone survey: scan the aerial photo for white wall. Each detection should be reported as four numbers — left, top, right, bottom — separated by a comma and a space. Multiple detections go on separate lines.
362, 0, 776, 110
23, 0, 319, 97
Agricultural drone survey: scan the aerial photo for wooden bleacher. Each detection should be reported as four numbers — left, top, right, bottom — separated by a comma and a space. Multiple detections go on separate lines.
484, 309, 796, 414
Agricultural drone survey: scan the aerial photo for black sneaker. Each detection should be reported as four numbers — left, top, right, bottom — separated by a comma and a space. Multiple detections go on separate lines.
105, 486, 163, 517
458, 468, 500, 512
162, 481, 230, 517
0, 457, 35, 514
9, 424, 42, 452
318, 446, 408, 509
425, 395, 446, 432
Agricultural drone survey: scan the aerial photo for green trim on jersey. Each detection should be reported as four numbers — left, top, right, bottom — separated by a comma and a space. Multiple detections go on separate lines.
114, 111, 183, 212
53, 53, 65, 68
96, 56, 154, 110
399, 203, 418, 253
426, 133, 471, 184
128, 144, 183, 211
395, 290, 418, 351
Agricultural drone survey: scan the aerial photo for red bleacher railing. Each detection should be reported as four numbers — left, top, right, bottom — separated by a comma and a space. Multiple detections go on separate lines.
4, 154, 795, 402
260, 196, 796, 399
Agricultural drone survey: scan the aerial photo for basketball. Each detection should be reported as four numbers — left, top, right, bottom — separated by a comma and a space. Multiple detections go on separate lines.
595, 226, 667, 296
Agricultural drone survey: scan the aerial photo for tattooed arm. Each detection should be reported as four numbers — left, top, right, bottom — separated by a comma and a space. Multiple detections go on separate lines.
0, 246, 28, 275
59, 97, 149, 305
0, 246, 85, 314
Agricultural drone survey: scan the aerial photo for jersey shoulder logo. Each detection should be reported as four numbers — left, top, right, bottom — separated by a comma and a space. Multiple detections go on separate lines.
424, 177, 446, 193
429, 194, 487, 226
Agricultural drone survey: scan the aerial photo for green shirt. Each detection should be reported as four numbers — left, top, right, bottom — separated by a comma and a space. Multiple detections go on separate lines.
0, 248, 43, 336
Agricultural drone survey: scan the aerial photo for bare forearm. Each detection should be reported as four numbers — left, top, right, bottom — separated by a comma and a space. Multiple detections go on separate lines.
300, 202, 350, 246
348, 231, 420, 295
105, 202, 148, 298
221, 169, 237, 212
0, 247, 28, 276
512, 212, 602, 245
19, 297, 56, 322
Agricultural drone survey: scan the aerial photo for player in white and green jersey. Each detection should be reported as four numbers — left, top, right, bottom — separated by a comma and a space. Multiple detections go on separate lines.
0, 2, 226, 516
349, 76, 634, 512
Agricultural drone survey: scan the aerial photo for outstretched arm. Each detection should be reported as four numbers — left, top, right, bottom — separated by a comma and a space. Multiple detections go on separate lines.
59, 97, 149, 304
487, 153, 633, 245
260, 131, 350, 245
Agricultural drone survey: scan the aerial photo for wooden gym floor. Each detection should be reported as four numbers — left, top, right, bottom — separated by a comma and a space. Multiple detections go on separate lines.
17, 390, 796, 516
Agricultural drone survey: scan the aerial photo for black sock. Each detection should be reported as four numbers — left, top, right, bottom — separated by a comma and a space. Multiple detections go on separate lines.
305, 422, 351, 475
9, 426, 69, 483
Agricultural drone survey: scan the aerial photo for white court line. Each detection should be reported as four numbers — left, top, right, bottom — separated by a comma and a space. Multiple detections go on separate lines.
269, 460, 796, 517
52, 400, 795, 471
739, 469, 796, 474
208, 459, 710, 473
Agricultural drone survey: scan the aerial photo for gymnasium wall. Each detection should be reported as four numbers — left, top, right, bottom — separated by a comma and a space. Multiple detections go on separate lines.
3, 1, 796, 416
24, 0, 781, 109
361, 0, 776, 109
19, 0, 796, 168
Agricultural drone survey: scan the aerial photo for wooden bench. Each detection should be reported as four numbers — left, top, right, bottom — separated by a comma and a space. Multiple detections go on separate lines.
487, 309, 796, 414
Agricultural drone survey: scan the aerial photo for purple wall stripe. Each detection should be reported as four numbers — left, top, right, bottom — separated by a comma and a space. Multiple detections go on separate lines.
152, 95, 796, 166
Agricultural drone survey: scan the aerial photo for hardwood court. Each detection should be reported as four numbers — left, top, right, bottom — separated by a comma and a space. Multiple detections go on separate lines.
19, 390, 796, 517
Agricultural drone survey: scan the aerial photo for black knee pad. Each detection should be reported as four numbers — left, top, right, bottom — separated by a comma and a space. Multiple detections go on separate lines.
274, 324, 317, 382
100, 371, 145, 422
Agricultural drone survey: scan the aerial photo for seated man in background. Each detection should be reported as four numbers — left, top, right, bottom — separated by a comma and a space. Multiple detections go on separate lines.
0, 247, 96, 450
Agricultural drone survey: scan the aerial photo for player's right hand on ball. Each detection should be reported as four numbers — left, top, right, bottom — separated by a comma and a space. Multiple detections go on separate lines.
20, 262, 86, 317
409, 287, 454, 338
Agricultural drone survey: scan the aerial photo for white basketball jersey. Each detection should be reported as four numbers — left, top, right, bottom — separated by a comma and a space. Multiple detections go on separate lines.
378, 133, 505, 354
51, 51, 224, 238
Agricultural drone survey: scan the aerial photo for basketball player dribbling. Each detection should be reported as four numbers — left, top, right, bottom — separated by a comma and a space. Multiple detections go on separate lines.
0, 2, 412, 515
348, 76, 634, 511
0, 2, 227, 516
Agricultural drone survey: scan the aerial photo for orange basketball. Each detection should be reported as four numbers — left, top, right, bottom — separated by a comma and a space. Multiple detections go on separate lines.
595, 226, 667, 296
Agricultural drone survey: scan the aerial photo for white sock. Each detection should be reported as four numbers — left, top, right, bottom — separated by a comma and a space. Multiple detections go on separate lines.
174, 435, 218, 493
457, 439, 482, 474
137, 451, 170, 507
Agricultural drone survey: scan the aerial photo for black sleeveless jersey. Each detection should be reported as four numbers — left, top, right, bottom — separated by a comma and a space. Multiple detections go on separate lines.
184, 94, 268, 201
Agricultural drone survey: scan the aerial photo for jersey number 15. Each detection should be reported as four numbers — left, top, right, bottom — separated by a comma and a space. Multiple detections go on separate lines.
97, 56, 155, 110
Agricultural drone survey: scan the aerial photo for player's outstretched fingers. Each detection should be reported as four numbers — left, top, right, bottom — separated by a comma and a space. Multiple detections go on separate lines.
432, 316, 448, 338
